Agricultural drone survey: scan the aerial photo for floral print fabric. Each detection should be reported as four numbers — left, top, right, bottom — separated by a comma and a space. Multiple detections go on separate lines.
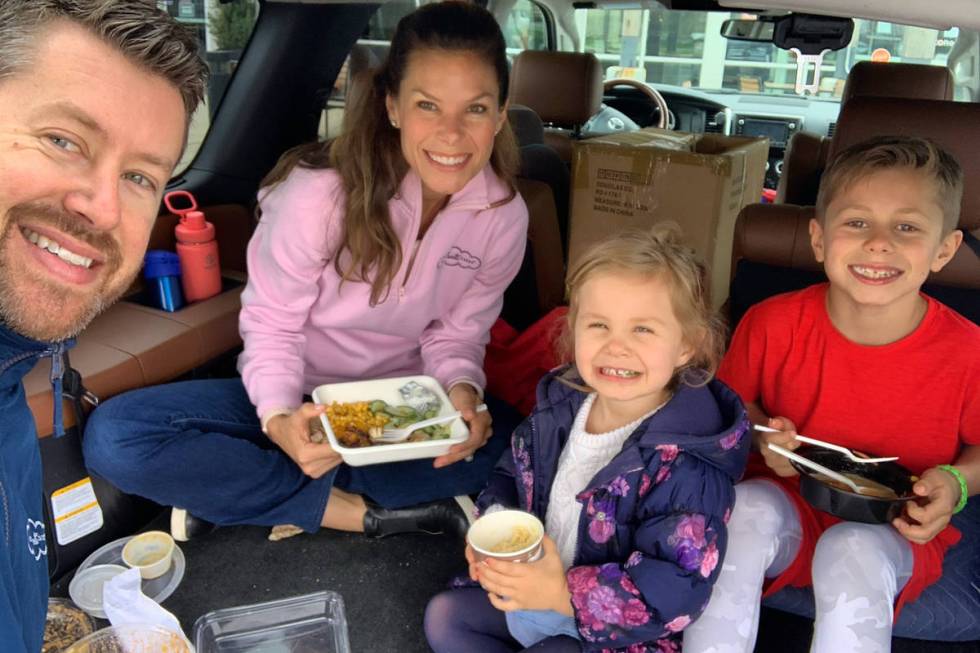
475, 372, 750, 652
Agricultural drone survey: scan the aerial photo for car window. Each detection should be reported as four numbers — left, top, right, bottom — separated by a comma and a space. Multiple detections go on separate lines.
574, 6, 976, 102
503, 0, 550, 53
162, 0, 262, 174
320, 0, 550, 141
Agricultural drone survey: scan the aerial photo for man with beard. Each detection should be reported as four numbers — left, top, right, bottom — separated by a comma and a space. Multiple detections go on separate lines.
0, 2, 207, 650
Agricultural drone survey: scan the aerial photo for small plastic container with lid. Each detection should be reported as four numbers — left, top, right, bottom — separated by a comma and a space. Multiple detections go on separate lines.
194, 590, 351, 653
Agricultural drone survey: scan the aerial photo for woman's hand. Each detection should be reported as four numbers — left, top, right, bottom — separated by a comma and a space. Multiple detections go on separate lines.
434, 384, 493, 468
756, 416, 800, 477
475, 536, 574, 616
265, 403, 343, 479
893, 466, 960, 544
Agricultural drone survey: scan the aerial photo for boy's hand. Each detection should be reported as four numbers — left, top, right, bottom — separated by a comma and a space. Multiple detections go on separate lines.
892, 466, 960, 544
434, 384, 492, 468
756, 416, 801, 477
266, 404, 343, 479
476, 536, 574, 615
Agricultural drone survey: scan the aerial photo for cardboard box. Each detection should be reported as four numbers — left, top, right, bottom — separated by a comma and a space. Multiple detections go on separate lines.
567, 128, 769, 309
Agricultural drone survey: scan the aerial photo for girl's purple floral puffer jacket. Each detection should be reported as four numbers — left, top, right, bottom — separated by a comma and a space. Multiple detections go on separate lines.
477, 368, 750, 652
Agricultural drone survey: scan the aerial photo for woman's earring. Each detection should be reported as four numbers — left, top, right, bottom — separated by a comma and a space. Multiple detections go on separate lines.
390, 119, 398, 128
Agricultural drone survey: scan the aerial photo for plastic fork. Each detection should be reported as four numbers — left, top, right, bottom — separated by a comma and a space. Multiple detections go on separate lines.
754, 424, 899, 464
372, 404, 488, 443
766, 443, 879, 496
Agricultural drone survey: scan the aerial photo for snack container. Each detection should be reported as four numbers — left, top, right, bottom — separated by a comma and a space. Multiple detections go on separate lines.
64, 625, 191, 653
311, 375, 468, 466
121, 530, 175, 580
791, 445, 918, 524
194, 590, 351, 653
43, 598, 95, 653
68, 564, 128, 620
468, 510, 545, 563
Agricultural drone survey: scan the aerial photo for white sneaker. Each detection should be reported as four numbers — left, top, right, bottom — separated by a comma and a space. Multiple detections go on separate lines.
170, 507, 216, 542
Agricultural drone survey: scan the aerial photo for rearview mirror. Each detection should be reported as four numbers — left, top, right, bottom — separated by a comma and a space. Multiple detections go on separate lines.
721, 18, 775, 42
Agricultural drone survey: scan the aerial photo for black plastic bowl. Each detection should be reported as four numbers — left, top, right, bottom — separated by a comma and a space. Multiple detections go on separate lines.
790, 446, 918, 524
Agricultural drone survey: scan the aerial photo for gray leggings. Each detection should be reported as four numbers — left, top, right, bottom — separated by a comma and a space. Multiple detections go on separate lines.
683, 479, 913, 653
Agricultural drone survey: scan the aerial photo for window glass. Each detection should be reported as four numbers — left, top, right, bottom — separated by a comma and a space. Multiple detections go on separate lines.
363, 0, 418, 40
321, 0, 547, 141
575, 6, 976, 101
503, 0, 549, 52
159, 0, 261, 174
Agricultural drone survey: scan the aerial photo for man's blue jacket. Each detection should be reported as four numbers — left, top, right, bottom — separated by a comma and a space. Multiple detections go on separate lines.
0, 324, 63, 652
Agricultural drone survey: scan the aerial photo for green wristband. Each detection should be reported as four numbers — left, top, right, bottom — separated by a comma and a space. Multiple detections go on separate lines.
937, 464, 969, 514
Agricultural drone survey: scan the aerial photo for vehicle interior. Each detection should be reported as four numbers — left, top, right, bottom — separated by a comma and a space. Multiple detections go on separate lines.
33, 0, 980, 650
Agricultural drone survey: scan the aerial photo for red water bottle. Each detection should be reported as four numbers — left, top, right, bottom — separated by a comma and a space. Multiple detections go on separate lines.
164, 190, 222, 303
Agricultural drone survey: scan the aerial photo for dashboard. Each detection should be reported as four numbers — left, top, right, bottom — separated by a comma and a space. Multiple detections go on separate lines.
597, 83, 842, 190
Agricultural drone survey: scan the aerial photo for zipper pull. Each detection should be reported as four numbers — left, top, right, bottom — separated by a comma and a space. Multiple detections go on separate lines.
48, 346, 66, 438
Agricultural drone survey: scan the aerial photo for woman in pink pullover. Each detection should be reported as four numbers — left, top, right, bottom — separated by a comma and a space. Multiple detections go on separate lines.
83, 1, 529, 541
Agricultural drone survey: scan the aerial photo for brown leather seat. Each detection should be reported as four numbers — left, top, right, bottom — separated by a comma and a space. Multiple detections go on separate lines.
509, 51, 603, 163
777, 61, 955, 205
26, 204, 253, 437
730, 97, 980, 328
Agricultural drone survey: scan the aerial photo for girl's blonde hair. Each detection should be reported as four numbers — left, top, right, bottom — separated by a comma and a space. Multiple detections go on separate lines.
260, 1, 519, 306
558, 224, 725, 391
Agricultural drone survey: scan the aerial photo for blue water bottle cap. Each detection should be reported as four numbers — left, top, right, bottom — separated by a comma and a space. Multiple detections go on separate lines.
144, 250, 182, 279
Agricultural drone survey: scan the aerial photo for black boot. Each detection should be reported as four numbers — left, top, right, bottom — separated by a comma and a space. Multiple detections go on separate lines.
363, 497, 471, 540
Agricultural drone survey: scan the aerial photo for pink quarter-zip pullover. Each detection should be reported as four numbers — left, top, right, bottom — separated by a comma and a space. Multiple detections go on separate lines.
238, 164, 528, 420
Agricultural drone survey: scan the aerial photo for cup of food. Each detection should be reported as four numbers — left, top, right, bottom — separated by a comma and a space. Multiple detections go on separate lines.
121, 531, 175, 580
467, 510, 545, 563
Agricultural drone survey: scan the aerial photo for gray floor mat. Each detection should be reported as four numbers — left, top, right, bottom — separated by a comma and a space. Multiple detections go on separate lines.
54, 524, 466, 652
51, 523, 978, 652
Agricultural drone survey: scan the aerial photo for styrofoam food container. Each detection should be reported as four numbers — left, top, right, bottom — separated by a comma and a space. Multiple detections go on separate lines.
121, 530, 175, 579
311, 375, 468, 466
467, 510, 545, 562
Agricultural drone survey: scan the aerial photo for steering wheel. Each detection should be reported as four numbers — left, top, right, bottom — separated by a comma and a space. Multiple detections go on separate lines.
603, 78, 670, 130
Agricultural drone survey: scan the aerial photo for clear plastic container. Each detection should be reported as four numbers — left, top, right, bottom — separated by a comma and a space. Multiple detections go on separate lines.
63, 624, 191, 652
194, 591, 351, 653
43, 598, 95, 653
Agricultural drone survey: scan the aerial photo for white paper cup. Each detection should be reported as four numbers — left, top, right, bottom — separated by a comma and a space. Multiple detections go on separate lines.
121, 531, 175, 580
467, 510, 544, 563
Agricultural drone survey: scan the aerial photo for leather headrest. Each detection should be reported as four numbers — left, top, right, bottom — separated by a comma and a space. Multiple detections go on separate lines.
510, 51, 602, 128
830, 97, 980, 231
842, 61, 954, 105
734, 203, 980, 289
508, 104, 545, 147
733, 204, 821, 275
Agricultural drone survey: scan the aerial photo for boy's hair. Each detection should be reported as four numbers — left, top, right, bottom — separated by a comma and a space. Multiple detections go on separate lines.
0, 0, 208, 123
559, 224, 725, 391
816, 135, 963, 234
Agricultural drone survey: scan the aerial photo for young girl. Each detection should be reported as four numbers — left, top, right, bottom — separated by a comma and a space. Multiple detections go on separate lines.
425, 226, 751, 653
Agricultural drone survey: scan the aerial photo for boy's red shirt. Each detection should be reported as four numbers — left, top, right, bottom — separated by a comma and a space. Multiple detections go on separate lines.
719, 283, 980, 614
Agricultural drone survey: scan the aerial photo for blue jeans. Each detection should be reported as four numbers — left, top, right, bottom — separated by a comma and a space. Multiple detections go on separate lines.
82, 378, 518, 534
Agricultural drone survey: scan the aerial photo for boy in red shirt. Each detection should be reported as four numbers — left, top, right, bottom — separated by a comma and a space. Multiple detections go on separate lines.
684, 136, 979, 653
